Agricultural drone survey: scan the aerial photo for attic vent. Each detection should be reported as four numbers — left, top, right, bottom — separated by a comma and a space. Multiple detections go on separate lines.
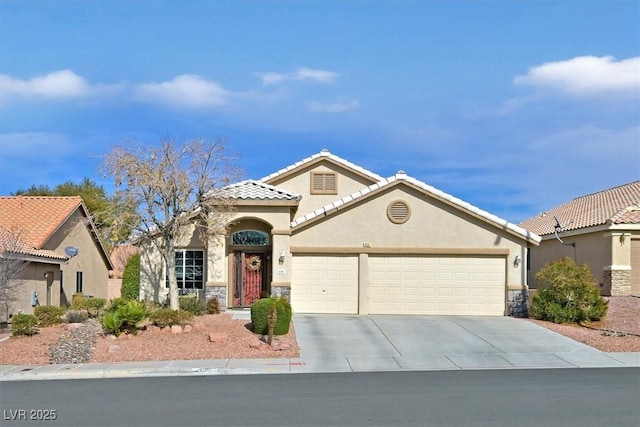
387, 200, 411, 224
311, 172, 337, 194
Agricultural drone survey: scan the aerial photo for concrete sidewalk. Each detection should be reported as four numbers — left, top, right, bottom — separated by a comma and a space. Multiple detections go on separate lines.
1, 314, 639, 381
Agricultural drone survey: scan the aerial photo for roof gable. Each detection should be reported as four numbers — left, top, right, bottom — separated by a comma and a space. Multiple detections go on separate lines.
0, 196, 83, 248
519, 181, 640, 236
291, 172, 541, 244
260, 149, 384, 185
0, 196, 114, 269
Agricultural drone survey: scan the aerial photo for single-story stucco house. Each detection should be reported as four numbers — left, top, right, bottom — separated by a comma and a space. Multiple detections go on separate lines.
0, 196, 113, 322
140, 149, 541, 316
519, 181, 640, 296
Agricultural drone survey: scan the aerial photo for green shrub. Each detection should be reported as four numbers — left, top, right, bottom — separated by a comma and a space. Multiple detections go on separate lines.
250, 297, 292, 335
33, 306, 65, 326
179, 295, 206, 315
99, 300, 147, 335
206, 298, 220, 315
64, 309, 88, 323
106, 297, 129, 313
70, 294, 105, 317
117, 300, 147, 334
530, 257, 609, 324
71, 293, 87, 309
11, 313, 40, 337
100, 311, 124, 336
120, 253, 141, 300
149, 308, 193, 328
85, 298, 106, 317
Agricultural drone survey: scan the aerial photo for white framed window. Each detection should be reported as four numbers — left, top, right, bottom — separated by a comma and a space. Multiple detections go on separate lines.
167, 250, 205, 289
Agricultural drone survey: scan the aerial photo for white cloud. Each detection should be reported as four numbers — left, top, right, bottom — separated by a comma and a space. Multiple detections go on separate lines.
514, 56, 640, 97
308, 100, 359, 113
257, 67, 339, 85
133, 75, 229, 108
1, 70, 93, 98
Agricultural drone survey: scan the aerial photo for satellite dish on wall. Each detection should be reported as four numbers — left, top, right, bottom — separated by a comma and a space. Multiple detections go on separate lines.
64, 246, 79, 258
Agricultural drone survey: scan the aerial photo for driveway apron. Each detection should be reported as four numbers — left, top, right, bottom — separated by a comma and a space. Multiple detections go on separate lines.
292, 314, 618, 371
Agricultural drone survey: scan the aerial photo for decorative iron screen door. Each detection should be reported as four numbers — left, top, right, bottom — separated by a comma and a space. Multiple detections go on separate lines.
233, 252, 265, 307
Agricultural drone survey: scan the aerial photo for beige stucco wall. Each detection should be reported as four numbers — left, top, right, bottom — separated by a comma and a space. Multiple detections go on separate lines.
291, 185, 528, 286
266, 160, 378, 217
3, 261, 61, 321
140, 206, 295, 305
45, 210, 110, 301
527, 228, 640, 294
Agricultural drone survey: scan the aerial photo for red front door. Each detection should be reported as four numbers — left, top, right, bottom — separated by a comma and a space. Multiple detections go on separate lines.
233, 252, 265, 307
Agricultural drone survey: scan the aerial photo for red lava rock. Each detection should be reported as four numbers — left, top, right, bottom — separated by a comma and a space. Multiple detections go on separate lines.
273, 342, 292, 351
209, 332, 228, 343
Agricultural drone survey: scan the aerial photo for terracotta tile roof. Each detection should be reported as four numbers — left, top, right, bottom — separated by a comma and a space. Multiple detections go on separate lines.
259, 149, 385, 184
519, 181, 640, 236
0, 196, 83, 248
291, 172, 541, 244
216, 180, 301, 201
0, 225, 68, 261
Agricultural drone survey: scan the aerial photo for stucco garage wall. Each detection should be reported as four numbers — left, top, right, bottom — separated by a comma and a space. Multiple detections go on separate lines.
291, 186, 525, 285
528, 231, 611, 291
290, 185, 529, 315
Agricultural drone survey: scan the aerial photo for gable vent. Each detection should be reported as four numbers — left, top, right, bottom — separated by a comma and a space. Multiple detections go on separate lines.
387, 200, 411, 224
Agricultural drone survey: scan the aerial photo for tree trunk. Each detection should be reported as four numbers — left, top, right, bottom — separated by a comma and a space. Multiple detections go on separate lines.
164, 240, 179, 311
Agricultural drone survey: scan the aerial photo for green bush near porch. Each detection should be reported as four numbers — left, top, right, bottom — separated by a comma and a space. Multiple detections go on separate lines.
250, 297, 292, 335
530, 257, 608, 324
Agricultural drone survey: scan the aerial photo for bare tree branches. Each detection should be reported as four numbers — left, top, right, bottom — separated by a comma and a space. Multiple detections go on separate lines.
0, 227, 28, 322
102, 137, 241, 309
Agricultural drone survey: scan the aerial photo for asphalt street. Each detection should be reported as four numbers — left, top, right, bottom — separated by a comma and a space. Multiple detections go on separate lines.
1, 368, 638, 427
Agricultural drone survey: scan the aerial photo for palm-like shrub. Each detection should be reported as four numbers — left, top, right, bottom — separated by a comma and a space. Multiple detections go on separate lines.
530, 257, 608, 324
100, 299, 147, 335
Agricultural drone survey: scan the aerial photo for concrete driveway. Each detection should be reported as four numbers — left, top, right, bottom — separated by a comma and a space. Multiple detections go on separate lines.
292, 314, 637, 372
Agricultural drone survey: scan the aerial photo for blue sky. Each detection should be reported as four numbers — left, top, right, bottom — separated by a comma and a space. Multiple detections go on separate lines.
1, 0, 638, 224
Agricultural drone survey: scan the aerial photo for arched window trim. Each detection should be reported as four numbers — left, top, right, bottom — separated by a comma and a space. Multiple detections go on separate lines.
231, 230, 270, 246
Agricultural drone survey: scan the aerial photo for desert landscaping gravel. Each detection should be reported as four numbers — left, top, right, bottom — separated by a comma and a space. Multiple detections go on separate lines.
0, 297, 638, 366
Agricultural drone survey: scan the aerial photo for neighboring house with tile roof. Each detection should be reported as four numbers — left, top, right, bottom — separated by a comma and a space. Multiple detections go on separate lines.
141, 149, 540, 317
519, 181, 640, 296
0, 196, 113, 321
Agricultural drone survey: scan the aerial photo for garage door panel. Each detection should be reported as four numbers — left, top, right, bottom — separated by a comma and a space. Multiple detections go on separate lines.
292, 255, 358, 314
369, 256, 505, 315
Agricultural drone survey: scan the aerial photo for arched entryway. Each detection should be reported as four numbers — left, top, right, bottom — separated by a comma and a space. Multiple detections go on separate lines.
229, 219, 272, 308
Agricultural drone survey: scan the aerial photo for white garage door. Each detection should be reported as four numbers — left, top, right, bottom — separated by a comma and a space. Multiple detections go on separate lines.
368, 256, 506, 315
291, 255, 359, 314
631, 239, 640, 295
